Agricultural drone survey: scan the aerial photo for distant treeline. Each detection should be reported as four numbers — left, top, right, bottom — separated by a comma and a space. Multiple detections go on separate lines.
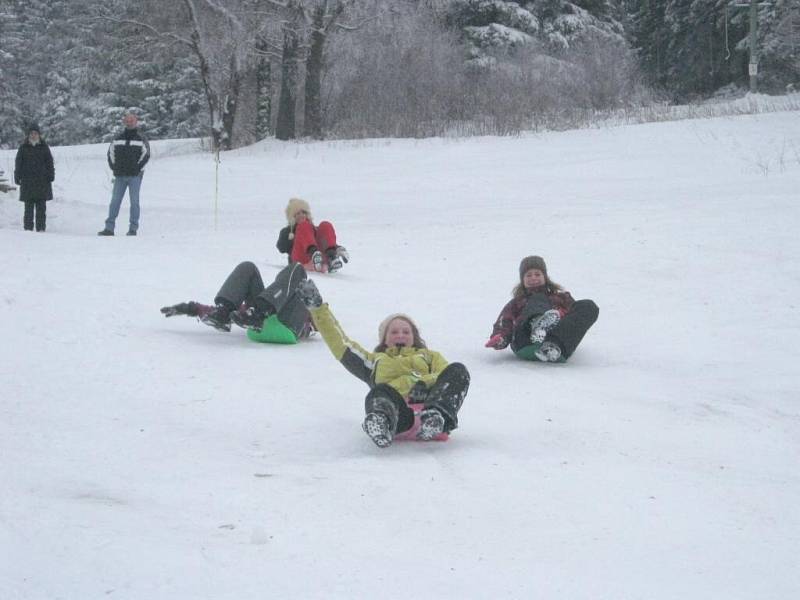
1, 0, 798, 148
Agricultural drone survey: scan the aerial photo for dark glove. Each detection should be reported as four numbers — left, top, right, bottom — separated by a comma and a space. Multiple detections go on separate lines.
160, 301, 199, 317
485, 334, 508, 350
297, 279, 323, 308
408, 380, 429, 404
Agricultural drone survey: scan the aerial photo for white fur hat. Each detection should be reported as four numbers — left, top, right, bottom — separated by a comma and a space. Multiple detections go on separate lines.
285, 197, 312, 226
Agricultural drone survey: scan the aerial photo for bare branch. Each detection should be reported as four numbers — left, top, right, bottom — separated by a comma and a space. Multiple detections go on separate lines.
85, 15, 193, 46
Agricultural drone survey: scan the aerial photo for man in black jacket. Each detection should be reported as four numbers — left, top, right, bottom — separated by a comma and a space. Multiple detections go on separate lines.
98, 112, 150, 236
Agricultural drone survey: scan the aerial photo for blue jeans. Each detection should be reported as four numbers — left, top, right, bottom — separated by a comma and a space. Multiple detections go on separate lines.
105, 175, 142, 233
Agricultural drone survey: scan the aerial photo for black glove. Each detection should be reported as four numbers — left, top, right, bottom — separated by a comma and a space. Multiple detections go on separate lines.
297, 279, 323, 308
408, 380, 429, 404
160, 301, 199, 317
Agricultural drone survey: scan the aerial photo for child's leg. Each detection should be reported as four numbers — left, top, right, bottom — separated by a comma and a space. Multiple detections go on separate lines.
258, 262, 306, 313
424, 363, 470, 432
365, 384, 415, 434
214, 261, 266, 308
291, 221, 319, 263
314, 221, 338, 254
546, 299, 599, 359
510, 317, 538, 353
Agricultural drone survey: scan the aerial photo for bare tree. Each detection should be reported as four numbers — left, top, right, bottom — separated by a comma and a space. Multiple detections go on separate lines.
181, 0, 269, 150
272, 0, 358, 140
93, 0, 282, 150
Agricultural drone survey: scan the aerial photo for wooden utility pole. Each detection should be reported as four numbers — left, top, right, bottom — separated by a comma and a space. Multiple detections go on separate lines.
733, 0, 772, 93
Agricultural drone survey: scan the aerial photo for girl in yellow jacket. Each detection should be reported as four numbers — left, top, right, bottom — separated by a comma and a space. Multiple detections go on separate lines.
297, 279, 470, 448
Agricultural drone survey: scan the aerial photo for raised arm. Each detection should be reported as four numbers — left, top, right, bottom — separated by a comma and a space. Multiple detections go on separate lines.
308, 303, 377, 387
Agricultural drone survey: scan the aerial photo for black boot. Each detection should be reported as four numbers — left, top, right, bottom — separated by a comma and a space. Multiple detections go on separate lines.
201, 302, 233, 332
418, 408, 446, 440
230, 305, 267, 331
363, 387, 406, 448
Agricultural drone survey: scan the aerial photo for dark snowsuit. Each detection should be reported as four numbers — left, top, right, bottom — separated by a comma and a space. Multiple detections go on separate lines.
14, 140, 54, 231
162, 262, 314, 339
214, 261, 311, 338
492, 289, 599, 360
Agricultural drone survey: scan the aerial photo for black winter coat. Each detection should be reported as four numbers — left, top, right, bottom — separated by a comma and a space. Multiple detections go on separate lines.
14, 141, 54, 203
107, 127, 150, 177
276, 225, 295, 257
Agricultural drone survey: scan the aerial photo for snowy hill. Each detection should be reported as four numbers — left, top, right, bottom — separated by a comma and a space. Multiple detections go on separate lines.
1, 112, 799, 599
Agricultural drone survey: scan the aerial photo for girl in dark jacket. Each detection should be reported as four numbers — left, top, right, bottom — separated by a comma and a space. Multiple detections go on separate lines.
485, 256, 598, 362
14, 124, 54, 232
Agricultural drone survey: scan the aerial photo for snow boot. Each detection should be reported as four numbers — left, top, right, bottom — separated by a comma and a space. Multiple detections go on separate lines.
363, 389, 401, 448
327, 246, 349, 273
535, 340, 563, 362
230, 305, 266, 331
201, 303, 233, 332
418, 408, 446, 441
326, 248, 343, 273
530, 309, 561, 344
310, 249, 324, 272
362, 412, 394, 448
297, 279, 323, 308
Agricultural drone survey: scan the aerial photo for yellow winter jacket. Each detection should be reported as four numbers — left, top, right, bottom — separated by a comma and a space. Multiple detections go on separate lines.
309, 303, 449, 397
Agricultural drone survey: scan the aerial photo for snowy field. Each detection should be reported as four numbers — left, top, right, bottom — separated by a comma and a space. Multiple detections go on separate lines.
1, 111, 799, 599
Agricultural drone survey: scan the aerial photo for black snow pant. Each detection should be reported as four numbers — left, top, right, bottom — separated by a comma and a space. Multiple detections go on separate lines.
23, 199, 46, 231
214, 261, 309, 337
511, 299, 599, 359
364, 363, 470, 434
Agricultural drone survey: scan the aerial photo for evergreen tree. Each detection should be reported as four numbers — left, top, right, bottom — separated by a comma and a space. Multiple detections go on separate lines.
758, 0, 800, 91
0, 0, 25, 146
446, 0, 626, 61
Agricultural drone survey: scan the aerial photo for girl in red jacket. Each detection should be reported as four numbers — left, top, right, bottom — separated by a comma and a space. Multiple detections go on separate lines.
485, 256, 598, 362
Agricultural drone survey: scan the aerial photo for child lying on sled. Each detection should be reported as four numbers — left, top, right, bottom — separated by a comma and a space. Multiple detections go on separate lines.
160, 261, 313, 343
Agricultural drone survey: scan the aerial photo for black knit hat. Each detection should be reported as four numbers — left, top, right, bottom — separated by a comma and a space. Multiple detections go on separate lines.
519, 255, 547, 281
27, 123, 41, 134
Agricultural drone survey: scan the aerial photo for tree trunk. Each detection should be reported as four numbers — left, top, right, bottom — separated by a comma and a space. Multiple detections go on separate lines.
276, 25, 299, 141
304, 5, 325, 139
256, 41, 272, 140
220, 57, 240, 150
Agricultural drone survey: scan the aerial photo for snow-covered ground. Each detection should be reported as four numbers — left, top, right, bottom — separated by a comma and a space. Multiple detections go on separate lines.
1, 112, 799, 599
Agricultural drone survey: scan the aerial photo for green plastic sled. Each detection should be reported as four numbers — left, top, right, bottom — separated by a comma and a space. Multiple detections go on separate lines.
246, 314, 298, 344
513, 342, 566, 363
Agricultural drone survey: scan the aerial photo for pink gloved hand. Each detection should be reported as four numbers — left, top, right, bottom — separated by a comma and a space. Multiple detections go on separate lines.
485, 334, 508, 350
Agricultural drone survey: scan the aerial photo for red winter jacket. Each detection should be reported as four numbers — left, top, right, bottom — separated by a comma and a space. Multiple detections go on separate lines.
490, 287, 575, 341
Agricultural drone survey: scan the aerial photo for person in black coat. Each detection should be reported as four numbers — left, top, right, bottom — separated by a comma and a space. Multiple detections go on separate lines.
14, 124, 55, 232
